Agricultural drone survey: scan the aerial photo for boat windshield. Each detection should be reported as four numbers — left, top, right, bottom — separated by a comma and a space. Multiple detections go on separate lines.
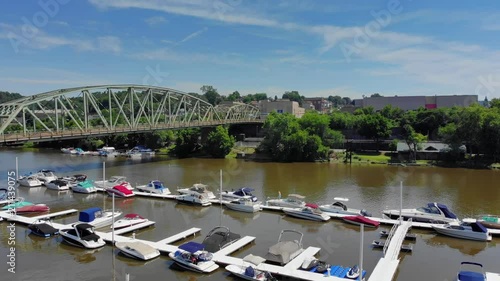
417, 206, 441, 214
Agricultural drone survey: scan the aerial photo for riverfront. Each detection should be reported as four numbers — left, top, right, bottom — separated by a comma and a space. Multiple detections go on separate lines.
0, 149, 499, 281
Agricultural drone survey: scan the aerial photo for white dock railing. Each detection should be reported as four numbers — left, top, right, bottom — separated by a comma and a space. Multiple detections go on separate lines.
383, 222, 398, 256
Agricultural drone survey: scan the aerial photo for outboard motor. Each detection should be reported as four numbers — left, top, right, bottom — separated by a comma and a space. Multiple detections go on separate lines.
315, 261, 329, 273
360, 209, 372, 217
301, 257, 318, 270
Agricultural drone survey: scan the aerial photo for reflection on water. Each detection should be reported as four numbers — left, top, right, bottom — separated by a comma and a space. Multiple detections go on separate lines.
223, 208, 261, 226
423, 233, 491, 256
59, 242, 103, 263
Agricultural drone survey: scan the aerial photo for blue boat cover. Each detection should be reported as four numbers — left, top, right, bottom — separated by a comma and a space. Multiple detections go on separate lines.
179, 241, 205, 253
234, 187, 254, 196
79, 207, 102, 222
151, 181, 164, 189
458, 271, 485, 281
435, 203, 458, 219
245, 266, 255, 277
470, 222, 488, 233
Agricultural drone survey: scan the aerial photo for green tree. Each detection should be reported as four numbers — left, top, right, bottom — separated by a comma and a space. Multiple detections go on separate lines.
200, 85, 220, 105
329, 111, 356, 130
401, 124, 428, 162
174, 128, 201, 158
356, 113, 392, 149
489, 98, 500, 109
204, 126, 235, 158
328, 95, 343, 107
227, 91, 241, 101
282, 91, 304, 106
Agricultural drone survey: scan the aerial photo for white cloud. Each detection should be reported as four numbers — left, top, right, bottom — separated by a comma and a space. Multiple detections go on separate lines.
133, 48, 243, 66
482, 23, 500, 31
97, 36, 122, 54
145, 16, 167, 26
52, 20, 69, 26
178, 27, 207, 44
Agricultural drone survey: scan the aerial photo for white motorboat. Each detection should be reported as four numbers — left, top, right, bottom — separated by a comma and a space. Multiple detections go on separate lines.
432, 221, 492, 242
177, 183, 216, 199
264, 229, 304, 265
221, 187, 258, 202
226, 254, 277, 281
59, 223, 106, 249
457, 262, 486, 281
111, 214, 148, 230
176, 191, 212, 207
266, 193, 306, 209
225, 198, 262, 213
115, 241, 160, 261
94, 176, 133, 190
78, 207, 122, 228
106, 185, 135, 198
319, 198, 372, 216
28, 218, 59, 237
136, 180, 171, 195
168, 242, 219, 273
283, 206, 330, 222
71, 180, 97, 194
34, 169, 58, 184
44, 179, 70, 191
383, 202, 459, 224
18, 175, 43, 187
61, 174, 87, 187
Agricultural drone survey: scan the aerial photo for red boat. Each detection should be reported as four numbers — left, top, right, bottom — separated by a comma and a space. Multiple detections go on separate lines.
343, 215, 380, 228
106, 185, 135, 198
16, 204, 50, 214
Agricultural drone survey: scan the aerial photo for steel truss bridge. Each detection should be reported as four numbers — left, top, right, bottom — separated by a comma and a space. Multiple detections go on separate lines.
0, 85, 261, 144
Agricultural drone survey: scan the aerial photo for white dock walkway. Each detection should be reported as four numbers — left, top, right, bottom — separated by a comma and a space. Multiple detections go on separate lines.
368, 220, 412, 281
213, 236, 256, 258
32, 209, 78, 219
0, 209, 77, 227
284, 247, 321, 270
156, 227, 202, 244
113, 221, 156, 235
486, 272, 500, 281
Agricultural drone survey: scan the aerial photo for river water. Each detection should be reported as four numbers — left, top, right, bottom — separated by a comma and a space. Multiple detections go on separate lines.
0, 148, 499, 281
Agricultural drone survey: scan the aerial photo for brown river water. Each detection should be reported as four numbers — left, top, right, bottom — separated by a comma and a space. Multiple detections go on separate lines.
0, 149, 499, 281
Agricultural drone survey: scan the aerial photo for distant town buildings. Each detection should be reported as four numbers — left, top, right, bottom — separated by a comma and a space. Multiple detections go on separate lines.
353, 95, 478, 111
303, 97, 331, 113
259, 99, 305, 118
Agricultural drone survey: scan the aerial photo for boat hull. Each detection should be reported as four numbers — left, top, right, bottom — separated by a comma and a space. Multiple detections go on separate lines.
71, 187, 97, 194
226, 265, 268, 281
168, 252, 219, 273
225, 202, 261, 213
112, 219, 148, 229
343, 216, 380, 228
283, 210, 330, 222
432, 226, 492, 242
60, 232, 106, 249
116, 242, 160, 261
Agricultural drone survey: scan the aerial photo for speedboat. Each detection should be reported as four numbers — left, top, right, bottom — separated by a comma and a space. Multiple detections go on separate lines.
283, 206, 330, 222
266, 193, 306, 209
0, 187, 8, 201
343, 215, 380, 228
61, 174, 87, 186
383, 202, 459, 224
18, 175, 43, 187
346, 265, 362, 280
106, 185, 135, 198
111, 214, 148, 230
78, 207, 122, 228
1, 199, 50, 213
457, 262, 486, 281
177, 183, 216, 199
59, 223, 106, 249
225, 198, 262, 213
476, 214, 500, 229
202, 226, 241, 253
168, 241, 219, 273
71, 180, 97, 194
28, 219, 59, 237
45, 179, 70, 191
264, 229, 304, 265
115, 241, 160, 261
94, 176, 133, 190
176, 191, 212, 207
432, 221, 492, 241
319, 198, 371, 216
221, 187, 258, 202
34, 169, 58, 184
136, 180, 171, 195
226, 254, 277, 281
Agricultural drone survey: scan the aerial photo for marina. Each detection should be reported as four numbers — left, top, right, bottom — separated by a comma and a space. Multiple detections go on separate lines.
0, 152, 499, 280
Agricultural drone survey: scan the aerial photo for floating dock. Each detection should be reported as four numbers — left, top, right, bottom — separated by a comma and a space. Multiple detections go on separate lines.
0, 209, 78, 226
486, 272, 500, 281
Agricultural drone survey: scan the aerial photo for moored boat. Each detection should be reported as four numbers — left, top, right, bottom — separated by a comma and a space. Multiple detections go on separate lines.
226, 254, 277, 281
45, 179, 70, 191
266, 193, 306, 209
432, 221, 492, 242
177, 183, 216, 199
383, 202, 459, 224
136, 180, 171, 195
343, 215, 380, 228
71, 180, 97, 194
115, 241, 160, 261
319, 198, 371, 216
224, 198, 261, 213
457, 262, 486, 281
476, 214, 500, 229
28, 219, 59, 237
176, 191, 211, 207
94, 176, 133, 190
264, 229, 304, 265
111, 214, 148, 230
221, 187, 258, 202
106, 185, 135, 198
34, 169, 58, 185
202, 226, 241, 253
2, 199, 50, 213
78, 207, 122, 228
60, 223, 106, 249
18, 175, 43, 187
283, 206, 330, 222
168, 242, 219, 273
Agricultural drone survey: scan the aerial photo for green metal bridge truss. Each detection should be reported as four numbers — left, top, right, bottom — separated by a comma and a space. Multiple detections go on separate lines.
0, 85, 261, 144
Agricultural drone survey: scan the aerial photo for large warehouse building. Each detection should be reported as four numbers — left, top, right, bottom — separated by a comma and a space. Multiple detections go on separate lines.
353, 95, 478, 111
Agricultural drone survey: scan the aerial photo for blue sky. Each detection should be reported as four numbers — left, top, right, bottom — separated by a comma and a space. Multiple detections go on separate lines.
0, 0, 499, 100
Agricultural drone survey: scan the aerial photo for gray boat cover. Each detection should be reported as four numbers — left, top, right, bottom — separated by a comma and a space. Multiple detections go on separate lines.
266, 241, 301, 264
